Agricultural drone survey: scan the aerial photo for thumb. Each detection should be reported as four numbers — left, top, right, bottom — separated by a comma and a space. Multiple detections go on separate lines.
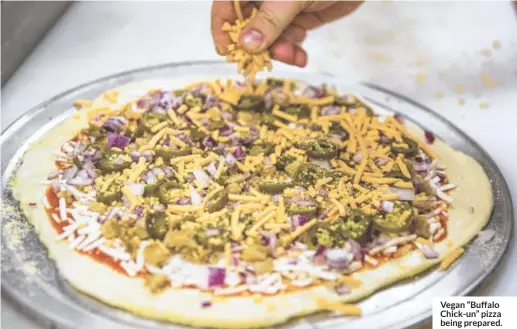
239, 1, 305, 54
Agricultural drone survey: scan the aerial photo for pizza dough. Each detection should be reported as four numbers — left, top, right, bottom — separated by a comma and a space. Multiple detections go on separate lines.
12, 79, 493, 328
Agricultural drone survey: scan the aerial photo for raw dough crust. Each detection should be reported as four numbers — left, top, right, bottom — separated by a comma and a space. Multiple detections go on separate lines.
13, 80, 493, 328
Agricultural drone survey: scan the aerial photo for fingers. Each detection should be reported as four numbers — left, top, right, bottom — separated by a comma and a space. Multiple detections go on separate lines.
281, 24, 307, 44
270, 39, 308, 68
211, 1, 235, 55
211, 1, 254, 55
293, 1, 363, 30
238, 1, 306, 54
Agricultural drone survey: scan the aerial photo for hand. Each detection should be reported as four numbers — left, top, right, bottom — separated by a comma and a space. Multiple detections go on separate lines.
211, 1, 363, 67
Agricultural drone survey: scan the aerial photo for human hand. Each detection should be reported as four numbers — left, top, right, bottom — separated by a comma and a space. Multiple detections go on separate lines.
211, 1, 363, 68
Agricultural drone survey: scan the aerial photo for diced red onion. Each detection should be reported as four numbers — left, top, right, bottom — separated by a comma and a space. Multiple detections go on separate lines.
232, 256, 240, 266
436, 172, 447, 183
62, 166, 78, 180
352, 152, 363, 164
224, 153, 237, 166
271, 194, 280, 203
334, 284, 351, 296
206, 163, 218, 177
232, 147, 244, 159
131, 150, 153, 163
330, 133, 343, 141
260, 231, 277, 249
92, 150, 102, 161
200, 136, 218, 150
394, 113, 405, 124
264, 156, 271, 166
206, 228, 221, 237
379, 135, 391, 144
153, 204, 166, 212
290, 215, 308, 230
424, 130, 435, 144
310, 159, 331, 169
201, 301, 212, 308
326, 249, 351, 269
76, 169, 89, 180
348, 239, 364, 261
219, 125, 234, 137
374, 157, 389, 167
151, 167, 165, 177
82, 161, 98, 178
142, 171, 157, 184
134, 206, 144, 217
73, 142, 86, 156
413, 161, 430, 173
312, 246, 328, 265
318, 188, 328, 198
288, 197, 317, 207
107, 133, 130, 149
193, 169, 211, 188
176, 197, 190, 205
207, 267, 226, 287
163, 167, 174, 178
303, 86, 325, 99
421, 244, 439, 259
103, 116, 127, 132
390, 187, 415, 201
190, 186, 202, 205
221, 112, 233, 120
128, 183, 145, 196
381, 200, 395, 213
321, 106, 340, 116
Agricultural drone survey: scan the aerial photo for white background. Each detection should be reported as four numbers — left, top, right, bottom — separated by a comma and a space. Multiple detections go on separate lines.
1, 1, 516, 328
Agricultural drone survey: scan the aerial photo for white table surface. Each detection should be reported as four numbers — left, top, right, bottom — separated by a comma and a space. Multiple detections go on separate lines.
1, 1, 516, 328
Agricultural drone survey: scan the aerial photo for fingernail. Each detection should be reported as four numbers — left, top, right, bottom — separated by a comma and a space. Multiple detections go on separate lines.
241, 29, 264, 52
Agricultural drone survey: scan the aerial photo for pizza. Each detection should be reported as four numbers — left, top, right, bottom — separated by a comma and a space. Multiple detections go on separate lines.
13, 77, 493, 328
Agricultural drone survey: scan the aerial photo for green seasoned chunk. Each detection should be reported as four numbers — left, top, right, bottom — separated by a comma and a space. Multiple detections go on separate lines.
101, 218, 121, 239
96, 190, 122, 205
392, 137, 419, 157
372, 201, 414, 233
98, 150, 132, 174
258, 181, 294, 194
249, 143, 274, 156
188, 127, 207, 142
275, 155, 296, 171
260, 113, 278, 128
338, 209, 372, 240
235, 94, 265, 112
157, 181, 183, 205
155, 146, 192, 160
411, 215, 431, 238
282, 104, 310, 118
141, 112, 168, 132
293, 164, 322, 187
185, 94, 203, 108
286, 204, 318, 216
305, 139, 338, 159
206, 190, 229, 213
146, 212, 169, 240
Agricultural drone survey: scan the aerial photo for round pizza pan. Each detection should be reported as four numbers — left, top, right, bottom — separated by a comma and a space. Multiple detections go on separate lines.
1, 61, 513, 329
